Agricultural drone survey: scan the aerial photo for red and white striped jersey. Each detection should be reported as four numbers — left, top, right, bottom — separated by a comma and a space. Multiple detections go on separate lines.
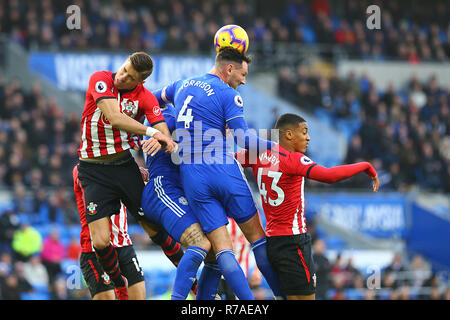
227, 218, 250, 277
78, 71, 165, 159
236, 145, 316, 237
73, 165, 132, 252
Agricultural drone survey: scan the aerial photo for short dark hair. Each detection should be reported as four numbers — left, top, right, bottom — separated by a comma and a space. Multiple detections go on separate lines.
274, 113, 306, 130
215, 47, 251, 68
129, 51, 153, 80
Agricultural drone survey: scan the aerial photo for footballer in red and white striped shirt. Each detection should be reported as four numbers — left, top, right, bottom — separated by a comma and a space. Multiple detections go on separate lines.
78, 70, 166, 159
75, 52, 178, 300
236, 113, 379, 300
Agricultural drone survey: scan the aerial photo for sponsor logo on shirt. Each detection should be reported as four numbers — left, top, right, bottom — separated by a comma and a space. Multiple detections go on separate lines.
153, 105, 161, 116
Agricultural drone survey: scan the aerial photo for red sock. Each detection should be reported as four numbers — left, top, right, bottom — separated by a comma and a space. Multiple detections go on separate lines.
94, 244, 126, 287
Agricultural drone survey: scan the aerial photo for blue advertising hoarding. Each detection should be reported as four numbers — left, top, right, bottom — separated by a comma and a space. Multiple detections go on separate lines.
29, 52, 213, 91
306, 193, 407, 239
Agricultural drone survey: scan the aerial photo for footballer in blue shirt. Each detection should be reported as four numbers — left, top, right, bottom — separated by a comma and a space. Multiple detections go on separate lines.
141, 107, 212, 300
152, 48, 284, 300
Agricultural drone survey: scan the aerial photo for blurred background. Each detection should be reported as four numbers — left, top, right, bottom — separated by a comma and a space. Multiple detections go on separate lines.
0, 0, 448, 300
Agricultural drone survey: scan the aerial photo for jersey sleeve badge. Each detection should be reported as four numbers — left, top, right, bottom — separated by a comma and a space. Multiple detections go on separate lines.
300, 155, 313, 165
153, 105, 161, 116
234, 95, 244, 107
95, 81, 107, 93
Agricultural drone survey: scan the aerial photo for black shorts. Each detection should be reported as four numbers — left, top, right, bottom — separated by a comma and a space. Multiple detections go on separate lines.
267, 233, 316, 296
76, 153, 146, 224
80, 245, 145, 298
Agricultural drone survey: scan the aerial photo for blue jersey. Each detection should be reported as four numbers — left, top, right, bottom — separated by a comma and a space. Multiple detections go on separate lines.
143, 106, 180, 181
160, 73, 245, 164
153, 73, 257, 233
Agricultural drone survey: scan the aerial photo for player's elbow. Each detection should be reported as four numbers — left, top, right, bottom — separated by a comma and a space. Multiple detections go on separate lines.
107, 112, 122, 127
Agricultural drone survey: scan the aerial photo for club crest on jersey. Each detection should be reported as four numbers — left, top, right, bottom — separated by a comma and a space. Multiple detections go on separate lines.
95, 81, 107, 93
121, 98, 139, 117
102, 273, 111, 285
87, 202, 98, 215
300, 155, 313, 166
178, 196, 188, 206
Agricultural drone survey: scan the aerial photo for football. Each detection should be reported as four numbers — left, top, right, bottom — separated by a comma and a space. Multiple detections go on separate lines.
214, 24, 249, 53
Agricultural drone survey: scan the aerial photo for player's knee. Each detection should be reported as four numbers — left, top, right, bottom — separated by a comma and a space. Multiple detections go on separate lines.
89, 220, 111, 249
239, 212, 266, 243
182, 223, 211, 252
138, 220, 160, 238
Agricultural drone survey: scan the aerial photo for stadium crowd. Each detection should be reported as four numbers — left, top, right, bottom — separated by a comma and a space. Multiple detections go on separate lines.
0, 0, 449, 62
308, 224, 450, 300
277, 64, 450, 193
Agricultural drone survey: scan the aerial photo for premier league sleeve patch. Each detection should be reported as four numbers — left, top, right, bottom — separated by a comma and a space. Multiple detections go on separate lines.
234, 95, 244, 107
95, 81, 107, 93
300, 155, 313, 165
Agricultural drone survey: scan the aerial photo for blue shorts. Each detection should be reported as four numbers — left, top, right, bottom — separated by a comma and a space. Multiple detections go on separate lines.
180, 160, 257, 234
141, 175, 198, 242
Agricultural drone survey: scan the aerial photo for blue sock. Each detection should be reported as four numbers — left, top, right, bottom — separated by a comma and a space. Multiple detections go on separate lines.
251, 237, 285, 299
196, 262, 222, 300
216, 249, 254, 300
171, 246, 207, 300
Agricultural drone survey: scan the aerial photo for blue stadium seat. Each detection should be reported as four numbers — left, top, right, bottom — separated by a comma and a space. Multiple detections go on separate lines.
32, 283, 50, 295
324, 236, 347, 250
299, 25, 316, 44
33, 224, 51, 239
21, 291, 51, 300
128, 224, 144, 237
0, 202, 14, 213
68, 225, 81, 239
147, 269, 174, 296
345, 288, 365, 300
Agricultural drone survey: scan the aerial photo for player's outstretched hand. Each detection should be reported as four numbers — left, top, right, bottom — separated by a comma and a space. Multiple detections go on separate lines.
371, 175, 379, 192
153, 132, 178, 154
142, 137, 162, 157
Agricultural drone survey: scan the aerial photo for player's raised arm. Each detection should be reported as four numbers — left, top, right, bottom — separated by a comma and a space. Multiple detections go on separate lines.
307, 162, 379, 192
